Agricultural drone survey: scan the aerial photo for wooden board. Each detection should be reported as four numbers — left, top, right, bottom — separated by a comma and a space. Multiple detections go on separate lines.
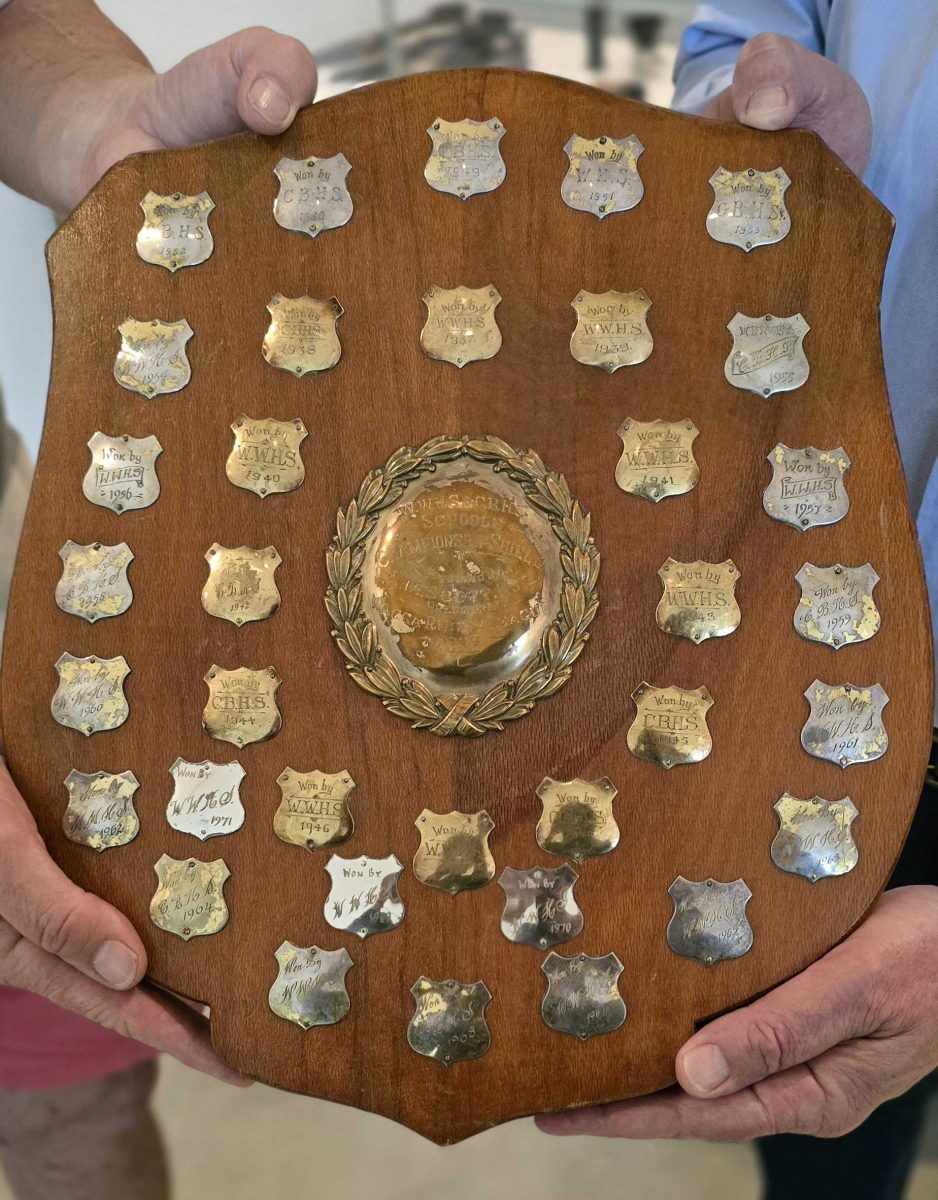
1, 68, 932, 1144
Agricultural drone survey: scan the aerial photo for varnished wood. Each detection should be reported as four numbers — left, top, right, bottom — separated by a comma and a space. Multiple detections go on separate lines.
2, 69, 933, 1144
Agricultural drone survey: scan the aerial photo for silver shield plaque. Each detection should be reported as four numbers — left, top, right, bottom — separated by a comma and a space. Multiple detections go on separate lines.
62, 769, 140, 852
771, 793, 859, 882
656, 558, 741, 644
569, 289, 653, 371
52, 653, 130, 737
323, 854, 405, 940
794, 563, 880, 649
424, 117, 506, 200
268, 943, 353, 1030
273, 153, 353, 238
166, 758, 246, 841
801, 680, 889, 768
540, 951, 627, 1040
55, 541, 133, 623
763, 444, 851, 531
113, 318, 193, 398
498, 865, 583, 951
82, 432, 162, 515
725, 312, 810, 396
149, 854, 230, 940
667, 877, 753, 965
707, 167, 791, 252
407, 978, 492, 1065
561, 134, 644, 218
135, 190, 214, 272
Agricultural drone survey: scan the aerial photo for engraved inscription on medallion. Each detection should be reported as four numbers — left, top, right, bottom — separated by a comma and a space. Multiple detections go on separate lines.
63, 769, 139, 851
274, 769, 355, 853
570, 289, 652, 372
667, 877, 753, 965
268, 943, 353, 1030
615, 419, 699, 502
535, 777, 619, 864
801, 680, 889, 768
771, 793, 859, 882
628, 683, 713, 769
83, 432, 162, 515
56, 541, 133, 624
498, 865, 583, 951
541, 952, 627, 1040
202, 665, 282, 748
201, 544, 282, 627
424, 118, 506, 200
323, 854, 405, 939
656, 559, 740, 644
707, 167, 791, 252
149, 854, 230, 941
135, 191, 214, 272
561, 134, 644, 218
262, 295, 343, 376
226, 416, 307, 498
167, 758, 246, 841
113, 318, 193, 398
794, 564, 880, 649
725, 312, 810, 397
273, 153, 353, 238
407, 978, 492, 1065
764, 444, 851, 531
413, 809, 495, 895
52, 653, 130, 737
420, 286, 502, 368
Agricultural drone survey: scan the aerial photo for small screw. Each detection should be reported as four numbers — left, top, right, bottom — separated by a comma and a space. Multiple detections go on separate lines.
747, 170, 755, 178
599, 136, 607, 145
746, 241, 752, 250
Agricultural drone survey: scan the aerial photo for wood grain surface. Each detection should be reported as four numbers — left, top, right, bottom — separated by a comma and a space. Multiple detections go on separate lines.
2, 68, 933, 1144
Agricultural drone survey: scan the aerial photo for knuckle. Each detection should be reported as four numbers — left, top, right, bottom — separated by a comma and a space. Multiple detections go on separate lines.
745, 1014, 797, 1075
32, 894, 86, 959
739, 32, 798, 68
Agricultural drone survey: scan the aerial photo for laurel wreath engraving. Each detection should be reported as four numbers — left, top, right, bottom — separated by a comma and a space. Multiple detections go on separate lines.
325, 435, 600, 737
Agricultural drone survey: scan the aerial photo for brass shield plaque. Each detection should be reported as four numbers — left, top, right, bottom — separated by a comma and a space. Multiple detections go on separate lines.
62, 768, 140, 851
707, 167, 791, 252
725, 312, 810, 397
794, 563, 880, 649
201, 544, 282, 627
801, 680, 889, 768
541, 952, 627, 1040
323, 854, 405, 940
764, 444, 852, 531
420, 286, 502, 367
274, 768, 355, 853
570, 289, 652, 372
135, 190, 214, 272
561, 134, 644, 218
52, 653, 130, 737
113, 318, 193, 398
413, 809, 495, 895
771, 793, 859, 882
656, 558, 740, 644
407, 978, 492, 1065
615, 419, 699, 502
535, 776, 619, 864
424, 117, 506, 200
273, 153, 353, 238
667, 877, 753, 965
149, 854, 230, 941
262, 295, 343, 377
627, 683, 713, 769
166, 758, 246, 841
202, 665, 282, 748
55, 540, 133, 624
226, 416, 307, 498
82, 432, 162, 515
498, 865, 583, 951
268, 943, 353, 1030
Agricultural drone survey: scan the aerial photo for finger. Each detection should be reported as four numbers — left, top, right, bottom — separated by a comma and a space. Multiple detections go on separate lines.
0, 761, 146, 990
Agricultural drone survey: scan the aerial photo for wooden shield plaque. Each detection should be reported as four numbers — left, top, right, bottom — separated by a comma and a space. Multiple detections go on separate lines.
1, 69, 933, 1144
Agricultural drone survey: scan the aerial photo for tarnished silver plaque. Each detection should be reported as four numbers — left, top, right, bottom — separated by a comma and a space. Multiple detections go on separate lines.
615, 419, 699, 502
656, 559, 740, 643
273, 154, 353, 238
63, 769, 140, 851
667, 876, 753, 965
52, 653, 129, 737
794, 563, 880, 649
82, 432, 162, 515
424, 117, 506, 200
764, 444, 852, 531
535, 777, 619, 864
498, 865, 583, 951
541, 952, 627, 1040
561, 134, 644, 218
725, 312, 810, 397
149, 854, 230, 941
202, 665, 282, 748
201, 544, 282, 627
226, 416, 307, 498
413, 809, 495, 895
420, 285, 502, 367
166, 758, 245, 841
407, 978, 492, 1065
771, 793, 859, 882
113, 318, 193, 398
268, 943, 353, 1030
55, 540, 133, 624
274, 769, 355, 852
324, 854, 405, 940
801, 680, 889, 768
262, 295, 343, 376
135, 191, 214, 272
570, 289, 652, 371
707, 167, 791, 252
627, 683, 713, 769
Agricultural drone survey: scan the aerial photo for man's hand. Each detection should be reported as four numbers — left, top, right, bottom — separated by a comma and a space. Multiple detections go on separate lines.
537, 887, 938, 1140
703, 33, 872, 176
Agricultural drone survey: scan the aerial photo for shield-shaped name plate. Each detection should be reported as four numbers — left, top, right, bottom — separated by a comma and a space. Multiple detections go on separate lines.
274, 768, 355, 852
82, 432, 162, 514
226, 416, 307, 498
707, 166, 791, 251
424, 117, 505, 200
413, 809, 495, 895
801, 680, 889, 768
113, 318, 193, 398
55, 540, 133, 623
201, 544, 281, 627
63, 768, 140, 851
541, 951, 627, 1040
771, 793, 859, 882
166, 758, 246, 841
262, 295, 343, 376
725, 312, 810, 397
420, 288, 502, 367
656, 559, 740, 644
273, 153, 353, 238
135, 190, 214, 271
535, 776, 619, 863
628, 683, 713, 768
667, 877, 753, 965
763, 444, 852, 531
561, 134, 644, 217
615, 419, 699, 502
498, 865, 583, 951
149, 854, 230, 940
794, 563, 880, 649
570, 289, 652, 371
408, 978, 493, 1064
324, 853, 405, 939
51, 653, 129, 736
268, 943, 354, 1029
202, 665, 282, 748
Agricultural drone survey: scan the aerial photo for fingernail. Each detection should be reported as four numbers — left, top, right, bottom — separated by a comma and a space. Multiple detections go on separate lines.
743, 85, 790, 127
681, 1044, 731, 1094
247, 77, 293, 128
92, 940, 138, 989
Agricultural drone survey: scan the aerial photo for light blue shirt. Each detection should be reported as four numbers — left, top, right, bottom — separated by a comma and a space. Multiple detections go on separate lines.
674, 1, 938, 721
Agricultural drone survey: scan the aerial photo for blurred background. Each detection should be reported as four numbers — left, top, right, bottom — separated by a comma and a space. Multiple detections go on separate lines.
0, 3, 935, 1197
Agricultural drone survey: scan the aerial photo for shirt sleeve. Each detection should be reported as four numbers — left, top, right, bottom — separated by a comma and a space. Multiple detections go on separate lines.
672, 1, 830, 114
